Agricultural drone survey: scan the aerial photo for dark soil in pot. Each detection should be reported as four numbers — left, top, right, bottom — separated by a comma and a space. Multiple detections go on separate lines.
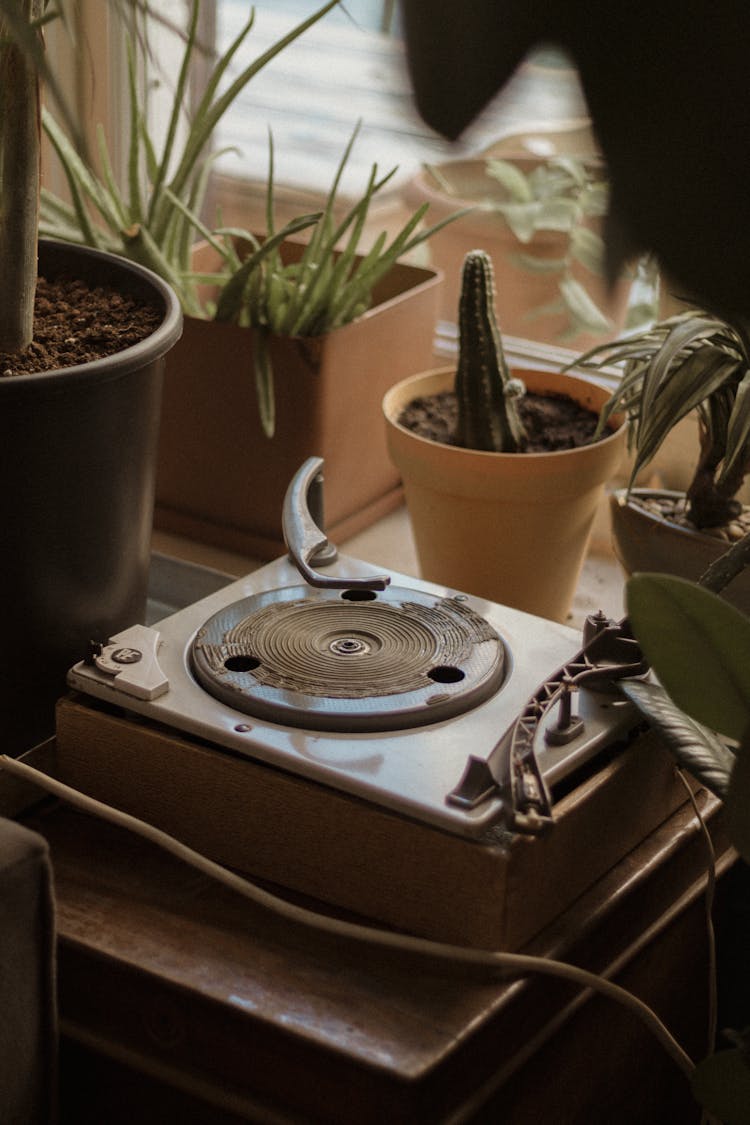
397, 388, 600, 450
0, 274, 162, 375
627, 491, 750, 545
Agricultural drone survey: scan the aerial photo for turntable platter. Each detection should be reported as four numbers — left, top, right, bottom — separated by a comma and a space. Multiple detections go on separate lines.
190, 584, 506, 732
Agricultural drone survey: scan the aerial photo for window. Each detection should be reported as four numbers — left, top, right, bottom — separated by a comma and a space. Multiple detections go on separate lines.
212, 1, 449, 200
208, 3, 589, 230
42, 2, 590, 236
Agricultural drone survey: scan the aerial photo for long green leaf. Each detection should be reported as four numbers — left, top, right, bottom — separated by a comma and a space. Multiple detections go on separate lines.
42, 107, 122, 236
146, 0, 199, 227
620, 679, 735, 797
213, 215, 322, 322
285, 163, 383, 332
484, 158, 533, 202
165, 0, 338, 222
125, 37, 145, 223
290, 121, 366, 284
719, 370, 750, 485
626, 574, 750, 741
631, 353, 741, 480
253, 325, 275, 438
559, 275, 611, 333
637, 318, 713, 421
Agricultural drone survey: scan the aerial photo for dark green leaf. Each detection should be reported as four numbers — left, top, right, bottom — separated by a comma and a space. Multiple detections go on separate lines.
253, 327, 275, 439
619, 679, 735, 797
626, 574, 750, 741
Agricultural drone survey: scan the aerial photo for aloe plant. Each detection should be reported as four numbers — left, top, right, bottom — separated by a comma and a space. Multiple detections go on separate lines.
454, 248, 526, 452
577, 311, 750, 528
206, 121, 461, 436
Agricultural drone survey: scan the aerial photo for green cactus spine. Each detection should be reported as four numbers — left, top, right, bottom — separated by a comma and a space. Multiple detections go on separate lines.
455, 249, 526, 452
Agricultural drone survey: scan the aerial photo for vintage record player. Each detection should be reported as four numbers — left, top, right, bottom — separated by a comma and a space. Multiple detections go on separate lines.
56, 458, 690, 949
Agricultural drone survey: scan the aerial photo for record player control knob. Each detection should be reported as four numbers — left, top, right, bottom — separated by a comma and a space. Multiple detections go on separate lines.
90, 624, 169, 700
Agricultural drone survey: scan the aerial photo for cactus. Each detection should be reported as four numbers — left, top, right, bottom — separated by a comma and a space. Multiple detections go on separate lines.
455, 249, 527, 452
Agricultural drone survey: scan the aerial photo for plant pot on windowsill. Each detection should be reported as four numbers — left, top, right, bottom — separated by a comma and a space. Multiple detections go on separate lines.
154, 240, 442, 560
384, 365, 626, 622
610, 488, 750, 615
1, 240, 182, 754
574, 310, 750, 617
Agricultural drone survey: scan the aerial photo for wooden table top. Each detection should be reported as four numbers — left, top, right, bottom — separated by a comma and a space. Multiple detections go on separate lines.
22, 783, 730, 1124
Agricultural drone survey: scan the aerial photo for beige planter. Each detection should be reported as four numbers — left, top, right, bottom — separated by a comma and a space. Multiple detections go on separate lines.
384, 367, 626, 622
155, 250, 442, 560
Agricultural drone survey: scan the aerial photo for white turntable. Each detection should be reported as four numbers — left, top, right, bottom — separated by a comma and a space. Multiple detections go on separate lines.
67, 457, 647, 842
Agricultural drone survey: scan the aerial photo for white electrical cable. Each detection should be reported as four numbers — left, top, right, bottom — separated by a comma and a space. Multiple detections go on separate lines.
1, 753, 696, 1080
676, 769, 718, 1052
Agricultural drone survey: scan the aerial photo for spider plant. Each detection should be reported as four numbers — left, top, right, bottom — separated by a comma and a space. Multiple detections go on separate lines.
427, 153, 659, 342
576, 311, 750, 529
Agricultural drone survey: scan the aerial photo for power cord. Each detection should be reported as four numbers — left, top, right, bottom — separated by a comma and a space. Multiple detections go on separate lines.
676, 768, 722, 1125
0, 752, 696, 1080
677, 768, 718, 1052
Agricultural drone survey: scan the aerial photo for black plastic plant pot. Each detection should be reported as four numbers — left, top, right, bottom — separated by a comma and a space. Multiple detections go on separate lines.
0, 240, 183, 755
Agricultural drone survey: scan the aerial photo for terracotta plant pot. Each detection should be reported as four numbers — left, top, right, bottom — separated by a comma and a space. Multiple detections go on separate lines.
384, 366, 626, 622
155, 250, 442, 559
1, 240, 182, 754
404, 159, 634, 348
610, 487, 750, 615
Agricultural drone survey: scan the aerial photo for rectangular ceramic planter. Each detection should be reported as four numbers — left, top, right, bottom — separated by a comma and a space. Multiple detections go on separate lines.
154, 249, 441, 559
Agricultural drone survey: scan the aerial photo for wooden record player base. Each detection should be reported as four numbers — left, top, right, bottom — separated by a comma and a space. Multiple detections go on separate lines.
56, 693, 703, 951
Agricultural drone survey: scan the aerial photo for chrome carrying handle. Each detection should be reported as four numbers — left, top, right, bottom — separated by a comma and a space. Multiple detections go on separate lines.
282, 457, 390, 591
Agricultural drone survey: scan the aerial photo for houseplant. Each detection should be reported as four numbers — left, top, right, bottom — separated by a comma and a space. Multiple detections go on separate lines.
0, 1, 183, 755
383, 248, 627, 621
404, 147, 659, 347
40, 0, 459, 558
574, 310, 750, 611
